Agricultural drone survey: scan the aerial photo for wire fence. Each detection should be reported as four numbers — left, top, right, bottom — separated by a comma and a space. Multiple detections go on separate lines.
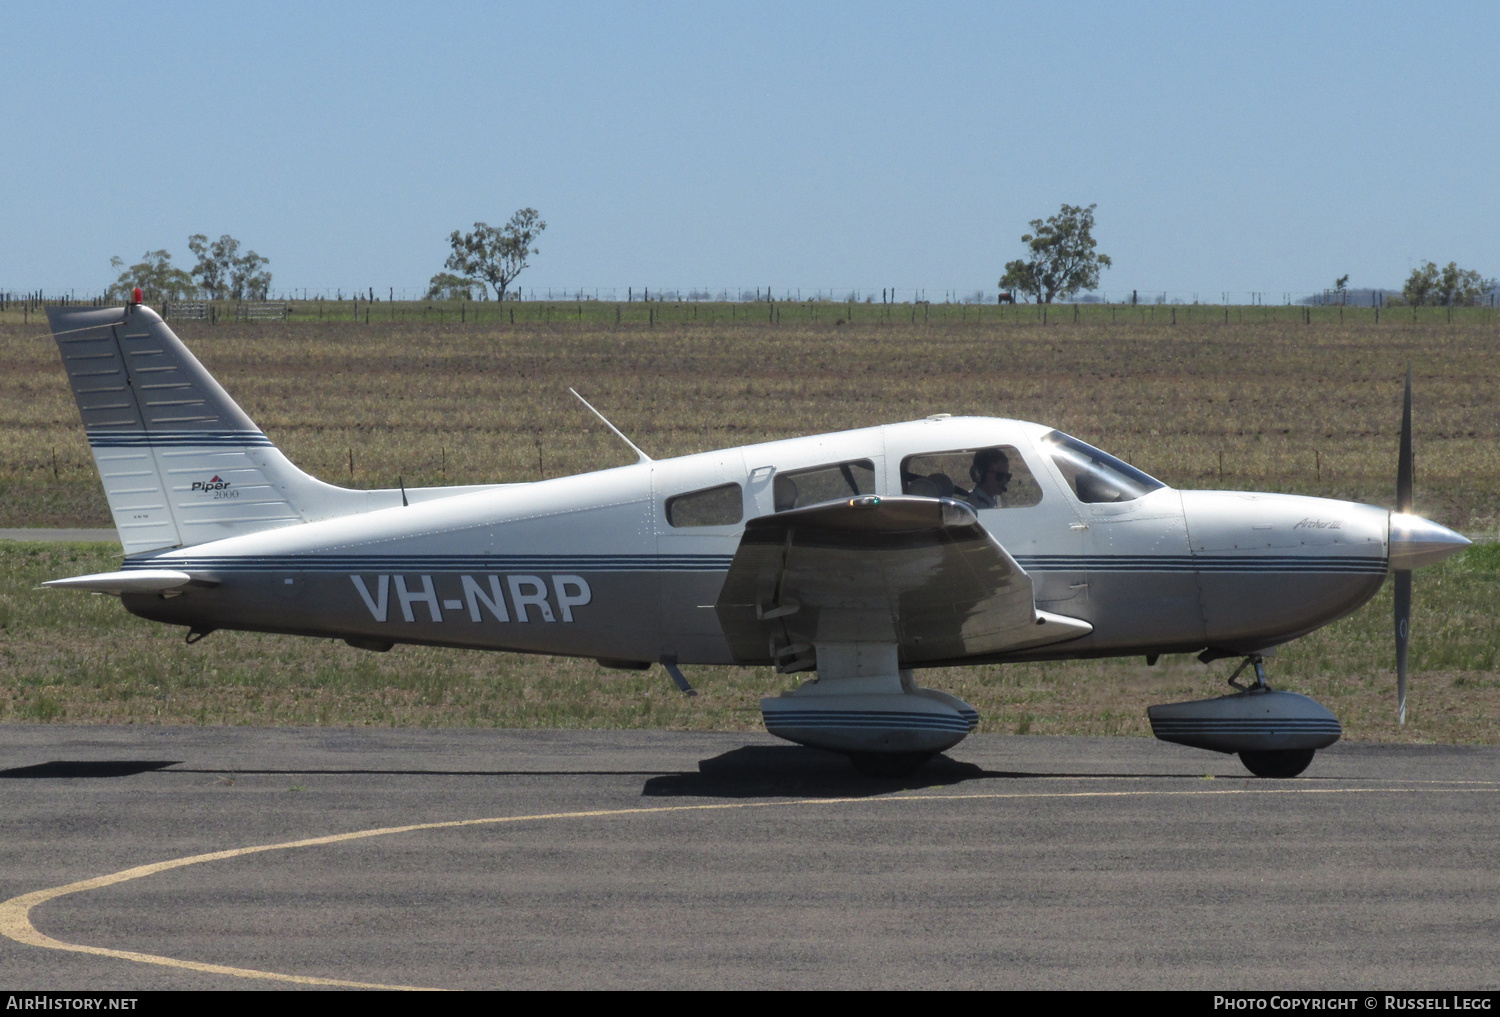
2, 285, 1496, 309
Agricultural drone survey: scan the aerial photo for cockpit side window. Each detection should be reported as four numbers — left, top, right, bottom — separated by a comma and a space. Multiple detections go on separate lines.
900, 446, 1043, 509
773, 459, 875, 511
1040, 430, 1165, 504
665, 483, 743, 527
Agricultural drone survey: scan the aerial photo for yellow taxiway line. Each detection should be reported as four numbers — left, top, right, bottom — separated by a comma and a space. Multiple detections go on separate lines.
3, 784, 1496, 989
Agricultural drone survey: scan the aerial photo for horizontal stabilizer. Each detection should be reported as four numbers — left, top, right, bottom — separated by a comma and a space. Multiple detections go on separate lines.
42, 569, 198, 594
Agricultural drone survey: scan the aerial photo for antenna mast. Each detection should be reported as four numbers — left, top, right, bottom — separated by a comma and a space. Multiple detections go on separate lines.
568, 388, 652, 464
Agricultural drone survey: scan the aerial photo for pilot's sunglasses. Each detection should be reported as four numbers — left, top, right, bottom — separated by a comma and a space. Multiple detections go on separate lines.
991, 470, 1012, 481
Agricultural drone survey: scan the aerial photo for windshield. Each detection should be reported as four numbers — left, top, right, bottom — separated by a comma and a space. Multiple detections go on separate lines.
1040, 430, 1165, 504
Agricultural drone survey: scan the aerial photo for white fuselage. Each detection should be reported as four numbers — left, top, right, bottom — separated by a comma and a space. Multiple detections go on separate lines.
121, 416, 1393, 666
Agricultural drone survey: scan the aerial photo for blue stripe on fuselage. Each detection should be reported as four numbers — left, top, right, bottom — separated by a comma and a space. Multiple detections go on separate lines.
118, 553, 1385, 574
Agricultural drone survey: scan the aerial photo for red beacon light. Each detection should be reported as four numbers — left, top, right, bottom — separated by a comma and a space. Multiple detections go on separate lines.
130, 287, 143, 305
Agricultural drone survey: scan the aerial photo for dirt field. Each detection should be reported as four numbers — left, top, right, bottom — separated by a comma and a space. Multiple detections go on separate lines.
3, 305, 1496, 531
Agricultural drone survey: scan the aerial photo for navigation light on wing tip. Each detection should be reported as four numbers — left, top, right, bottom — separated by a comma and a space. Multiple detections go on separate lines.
940, 499, 977, 528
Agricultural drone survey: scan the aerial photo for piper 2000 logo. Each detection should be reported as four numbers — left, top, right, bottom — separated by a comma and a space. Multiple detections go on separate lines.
350, 574, 592, 624
191, 475, 238, 500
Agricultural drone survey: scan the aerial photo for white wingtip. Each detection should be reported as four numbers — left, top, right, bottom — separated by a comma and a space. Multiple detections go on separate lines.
42, 570, 195, 595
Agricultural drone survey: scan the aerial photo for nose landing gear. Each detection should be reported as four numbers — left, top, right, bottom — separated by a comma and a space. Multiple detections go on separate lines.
1238, 747, 1317, 778
1225, 654, 1269, 692
1225, 655, 1316, 778
1147, 653, 1342, 779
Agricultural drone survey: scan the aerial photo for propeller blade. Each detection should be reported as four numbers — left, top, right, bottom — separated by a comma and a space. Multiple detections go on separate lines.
1397, 365, 1414, 514
1394, 365, 1414, 725
1394, 568, 1411, 725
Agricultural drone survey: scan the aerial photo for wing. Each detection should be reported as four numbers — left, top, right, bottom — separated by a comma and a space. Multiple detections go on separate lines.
713, 495, 1090, 668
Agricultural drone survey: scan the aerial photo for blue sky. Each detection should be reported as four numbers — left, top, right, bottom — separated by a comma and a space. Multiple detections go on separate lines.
3, 1, 1496, 299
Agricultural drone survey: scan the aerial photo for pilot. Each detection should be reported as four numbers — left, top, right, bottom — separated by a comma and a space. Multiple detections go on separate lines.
965, 448, 1012, 509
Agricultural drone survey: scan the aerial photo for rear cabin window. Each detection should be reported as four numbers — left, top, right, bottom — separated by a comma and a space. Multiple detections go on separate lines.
900, 445, 1043, 509
773, 460, 876, 511
665, 483, 743, 527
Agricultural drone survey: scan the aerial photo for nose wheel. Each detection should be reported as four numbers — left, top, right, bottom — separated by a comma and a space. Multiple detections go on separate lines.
1225, 654, 1318, 778
1238, 748, 1316, 778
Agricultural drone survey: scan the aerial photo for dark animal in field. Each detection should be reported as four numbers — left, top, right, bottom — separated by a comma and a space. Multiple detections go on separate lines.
998, 291, 1015, 304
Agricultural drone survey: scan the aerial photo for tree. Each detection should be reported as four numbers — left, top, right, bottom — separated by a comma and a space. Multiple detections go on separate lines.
444, 208, 546, 301
230, 250, 272, 300
1402, 262, 1438, 306
1334, 275, 1349, 304
999, 203, 1112, 304
425, 272, 481, 301
188, 234, 230, 298
188, 234, 273, 300
1435, 262, 1493, 306
1402, 261, 1495, 307
106, 251, 197, 302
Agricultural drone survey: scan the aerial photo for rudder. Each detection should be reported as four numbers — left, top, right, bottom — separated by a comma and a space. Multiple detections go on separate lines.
48, 303, 395, 554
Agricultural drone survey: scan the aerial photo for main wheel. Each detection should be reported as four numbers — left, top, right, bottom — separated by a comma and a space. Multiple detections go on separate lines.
1238, 748, 1316, 778
849, 752, 933, 778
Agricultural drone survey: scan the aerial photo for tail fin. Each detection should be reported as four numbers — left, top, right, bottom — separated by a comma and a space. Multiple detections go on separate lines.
48, 303, 407, 554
